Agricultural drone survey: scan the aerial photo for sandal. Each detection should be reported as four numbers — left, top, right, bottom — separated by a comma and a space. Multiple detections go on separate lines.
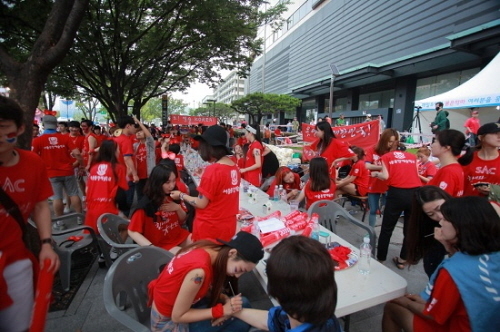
392, 257, 406, 270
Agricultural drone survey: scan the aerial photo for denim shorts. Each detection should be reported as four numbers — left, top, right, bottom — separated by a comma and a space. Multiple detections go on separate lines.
150, 307, 188, 332
49, 175, 80, 199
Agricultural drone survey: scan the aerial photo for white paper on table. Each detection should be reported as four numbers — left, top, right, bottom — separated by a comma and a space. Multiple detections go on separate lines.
258, 218, 286, 233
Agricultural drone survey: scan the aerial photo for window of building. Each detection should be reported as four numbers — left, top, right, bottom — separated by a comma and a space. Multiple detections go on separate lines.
415, 67, 480, 100
359, 90, 394, 110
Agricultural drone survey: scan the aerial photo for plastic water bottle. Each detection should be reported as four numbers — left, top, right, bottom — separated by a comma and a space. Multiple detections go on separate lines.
273, 185, 279, 201
358, 236, 371, 275
311, 214, 320, 241
251, 221, 260, 240
279, 185, 286, 202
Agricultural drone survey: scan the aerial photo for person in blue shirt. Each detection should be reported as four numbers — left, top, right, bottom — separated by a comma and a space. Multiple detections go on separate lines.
233, 236, 342, 332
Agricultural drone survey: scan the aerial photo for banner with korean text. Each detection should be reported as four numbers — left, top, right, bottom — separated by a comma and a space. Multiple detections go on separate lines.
301, 120, 380, 161
170, 114, 217, 126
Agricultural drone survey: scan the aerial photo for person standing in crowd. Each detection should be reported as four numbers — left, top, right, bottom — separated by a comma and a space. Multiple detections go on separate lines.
428, 129, 471, 197
371, 143, 421, 267
292, 117, 300, 133
67, 120, 86, 198
92, 125, 107, 146
262, 124, 271, 144
430, 102, 449, 133
416, 146, 437, 185
128, 164, 191, 252
405, 186, 452, 278
32, 114, 83, 216
463, 109, 480, 147
461, 122, 500, 197
81, 119, 99, 173
295, 157, 337, 210
32, 122, 40, 138
149, 232, 263, 332
365, 128, 398, 227
382, 196, 500, 332
309, 121, 355, 178
133, 117, 155, 202
57, 121, 69, 135
230, 144, 245, 169
0, 96, 60, 332
170, 125, 240, 242
266, 166, 301, 201
324, 115, 332, 125
85, 140, 128, 232
335, 146, 370, 198
233, 236, 342, 332
334, 113, 345, 127
364, 114, 372, 122
240, 124, 264, 187
113, 115, 139, 216
286, 120, 293, 133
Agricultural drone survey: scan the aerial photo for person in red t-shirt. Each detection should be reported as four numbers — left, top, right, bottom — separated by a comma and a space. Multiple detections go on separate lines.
68, 120, 86, 197
417, 147, 437, 185
240, 124, 264, 187
32, 115, 83, 216
168, 144, 184, 172
429, 129, 472, 197
296, 157, 337, 210
149, 232, 263, 331
81, 119, 99, 172
308, 121, 355, 178
336, 146, 370, 197
463, 109, 480, 147
266, 166, 301, 201
85, 140, 128, 233
0, 97, 59, 331
230, 144, 246, 169
365, 128, 398, 227
372, 143, 421, 264
170, 125, 240, 242
128, 164, 191, 252
461, 122, 500, 197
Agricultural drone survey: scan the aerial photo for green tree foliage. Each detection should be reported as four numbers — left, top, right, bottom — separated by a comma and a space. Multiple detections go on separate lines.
56, 0, 289, 123
141, 97, 187, 122
190, 103, 237, 124
0, 0, 89, 148
75, 94, 99, 121
231, 93, 301, 124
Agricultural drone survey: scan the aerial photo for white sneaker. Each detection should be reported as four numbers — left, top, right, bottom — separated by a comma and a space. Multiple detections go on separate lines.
110, 248, 118, 260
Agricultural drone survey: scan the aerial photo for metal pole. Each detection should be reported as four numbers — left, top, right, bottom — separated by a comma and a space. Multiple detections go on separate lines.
328, 76, 334, 119
66, 101, 69, 120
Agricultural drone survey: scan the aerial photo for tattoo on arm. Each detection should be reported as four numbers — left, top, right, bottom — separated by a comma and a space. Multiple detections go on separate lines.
192, 274, 203, 285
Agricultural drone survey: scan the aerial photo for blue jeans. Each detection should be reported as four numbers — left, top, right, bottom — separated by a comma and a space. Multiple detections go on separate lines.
188, 297, 251, 332
367, 193, 386, 227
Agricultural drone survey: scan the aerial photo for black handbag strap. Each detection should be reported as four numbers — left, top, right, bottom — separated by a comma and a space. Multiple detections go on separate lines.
0, 186, 27, 235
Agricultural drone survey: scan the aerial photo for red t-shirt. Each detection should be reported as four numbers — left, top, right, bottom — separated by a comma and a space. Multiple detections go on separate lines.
68, 134, 84, 152
244, 140, 264, 187
129, 200, 189, 250
274, 128, 282, 136
349, 159, 370, 196
0, 149, 53, 266
304, 180, 337, 210
428, 163, 464, 197
113, 133, 134, 167
84, 162, 128, 232
463, 117, 480, 135
174, 154, 184, 172
381, 151, 421, 188
266, 173, 301, 196
176, 179, 189, 195
82, 132, 99, 167
418, 161, 438, 185
237, 137, 248, 147
193, 163, 240, 242
134, 141, 148, 179
310, 139, 355, 178
413, 269, 469, 332
462, 151, 500, 196
32, 133, 76, 177
365, 146, 388, 193
150, 248, 213, 317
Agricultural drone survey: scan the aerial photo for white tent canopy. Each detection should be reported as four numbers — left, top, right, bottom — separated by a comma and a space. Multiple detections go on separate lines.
415, 52, 500, 111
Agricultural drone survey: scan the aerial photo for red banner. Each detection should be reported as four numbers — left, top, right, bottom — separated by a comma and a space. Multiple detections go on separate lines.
301, 120, 380, 160
170, 114, 217, 126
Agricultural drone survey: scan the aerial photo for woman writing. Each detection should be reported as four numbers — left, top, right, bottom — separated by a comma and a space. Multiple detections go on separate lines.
149, 231, 264, 331
382, 196, 500, 332
404, 186, 452, 276
266, 166, 301, 201
170, 125, 240, 242
128, 164, 191, 252
309, 121, 355, 178
335, 146, 370, 198
364, 128, 398, 227
240, 124, 264, 187
295, 157, 337, 210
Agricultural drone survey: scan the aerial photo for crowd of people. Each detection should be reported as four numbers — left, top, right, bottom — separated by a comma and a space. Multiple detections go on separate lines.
2, 94, 500, 331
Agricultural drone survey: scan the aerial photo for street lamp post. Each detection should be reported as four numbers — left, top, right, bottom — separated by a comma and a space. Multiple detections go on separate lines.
328, 63, 340, 119
204, 99, 216, 117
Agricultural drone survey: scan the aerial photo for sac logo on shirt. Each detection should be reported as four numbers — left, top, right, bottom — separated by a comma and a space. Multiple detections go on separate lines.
49, 137, 58, 145
475, 166, 496, 175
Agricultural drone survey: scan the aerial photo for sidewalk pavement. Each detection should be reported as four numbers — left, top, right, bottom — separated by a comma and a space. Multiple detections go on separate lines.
45, 205, 429, 332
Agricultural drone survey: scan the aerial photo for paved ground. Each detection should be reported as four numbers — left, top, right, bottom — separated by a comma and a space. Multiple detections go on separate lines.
45, 203, 429, 332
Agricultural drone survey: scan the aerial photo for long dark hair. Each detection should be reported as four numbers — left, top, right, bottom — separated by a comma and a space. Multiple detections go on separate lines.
406, 186, 452, 264
247, 123, 262, 143
143, 164, 177, 207
441, 196, 500, 255
198, 141, 229, 162
315, 121, 336, 153
434, 129, 473, 165
95, 140, 118, 165
374, 128, 399, 156
309, 157, 331, 192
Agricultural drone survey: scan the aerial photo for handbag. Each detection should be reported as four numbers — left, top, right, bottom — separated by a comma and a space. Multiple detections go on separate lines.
0, 187, 29, 246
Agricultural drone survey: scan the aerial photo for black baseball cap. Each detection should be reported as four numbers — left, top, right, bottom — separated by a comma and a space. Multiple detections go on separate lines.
478, 123, 500, 136
194, 125, 231, 154
217, 231, 264, 264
